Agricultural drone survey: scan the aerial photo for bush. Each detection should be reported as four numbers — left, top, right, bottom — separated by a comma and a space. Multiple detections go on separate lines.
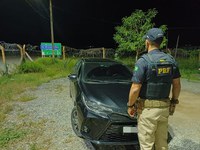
177, 58, 199, 70
119, 57, 136, 70
18, 61, 45, 73
177, 57, 200, 80
36, 57, 61, 66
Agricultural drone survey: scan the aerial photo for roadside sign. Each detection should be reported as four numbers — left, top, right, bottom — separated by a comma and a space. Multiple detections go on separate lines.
40, 42, 62, 56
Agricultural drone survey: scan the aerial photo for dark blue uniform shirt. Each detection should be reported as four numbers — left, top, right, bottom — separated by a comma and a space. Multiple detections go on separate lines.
131, 49, 181, 84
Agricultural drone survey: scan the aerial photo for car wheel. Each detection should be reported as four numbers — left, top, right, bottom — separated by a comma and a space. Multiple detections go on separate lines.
71, 107, 82, 138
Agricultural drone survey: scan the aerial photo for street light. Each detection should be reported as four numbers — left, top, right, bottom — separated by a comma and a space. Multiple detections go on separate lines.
49, 0, 55, 58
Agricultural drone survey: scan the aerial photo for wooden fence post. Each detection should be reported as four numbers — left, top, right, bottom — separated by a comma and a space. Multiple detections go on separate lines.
0, 45, 6, 64
102, 47, 106, 59
63, 46, 66, 60
17, 44, 26, 63
0, 45, 8, 75
23, 44, 26, 58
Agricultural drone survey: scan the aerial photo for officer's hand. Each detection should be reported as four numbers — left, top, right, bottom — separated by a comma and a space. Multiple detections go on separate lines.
127, 107, 136, 118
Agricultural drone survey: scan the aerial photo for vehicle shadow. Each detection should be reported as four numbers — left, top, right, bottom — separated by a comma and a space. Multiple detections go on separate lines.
91, 144, 139, 150
83, 139, 139, 150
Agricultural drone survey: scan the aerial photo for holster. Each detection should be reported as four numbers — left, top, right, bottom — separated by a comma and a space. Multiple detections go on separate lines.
136, 100, 144, 114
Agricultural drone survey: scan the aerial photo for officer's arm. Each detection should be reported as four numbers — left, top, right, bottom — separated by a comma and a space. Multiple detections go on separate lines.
172, 78, 181, 100
128, 83, 142, 106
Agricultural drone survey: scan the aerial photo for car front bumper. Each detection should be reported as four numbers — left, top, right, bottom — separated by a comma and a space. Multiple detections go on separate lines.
79, 107, 139, 145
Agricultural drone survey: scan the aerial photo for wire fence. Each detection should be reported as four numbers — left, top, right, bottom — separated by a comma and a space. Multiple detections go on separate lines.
0, 42, 199, 76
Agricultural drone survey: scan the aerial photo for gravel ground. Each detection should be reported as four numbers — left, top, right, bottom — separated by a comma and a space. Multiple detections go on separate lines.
168, 78, 200, 150
2, 78, 200, 150
2, 78, 95, 150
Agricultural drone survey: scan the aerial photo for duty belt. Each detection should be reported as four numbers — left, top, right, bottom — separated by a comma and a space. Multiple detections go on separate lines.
138, 99, 170, 108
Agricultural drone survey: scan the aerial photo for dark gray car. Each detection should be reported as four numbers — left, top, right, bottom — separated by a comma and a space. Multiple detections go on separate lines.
68, 58, 139, 146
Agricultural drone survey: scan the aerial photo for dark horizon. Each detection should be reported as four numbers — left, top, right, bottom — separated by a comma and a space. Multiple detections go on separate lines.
0, 0, 200, 49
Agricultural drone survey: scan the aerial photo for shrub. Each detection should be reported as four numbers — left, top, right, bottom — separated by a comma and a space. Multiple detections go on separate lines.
119, 57, 135, 70
18, 61, 45, 73
177, 57, 199, 80
177, 58, 199, 70
36, 57, 61, 66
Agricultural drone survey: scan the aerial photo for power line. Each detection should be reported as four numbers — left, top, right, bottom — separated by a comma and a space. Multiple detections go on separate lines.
25, 0, 49, 21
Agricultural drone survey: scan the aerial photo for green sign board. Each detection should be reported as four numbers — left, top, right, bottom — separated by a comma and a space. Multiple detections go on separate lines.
40, 42, 62, 56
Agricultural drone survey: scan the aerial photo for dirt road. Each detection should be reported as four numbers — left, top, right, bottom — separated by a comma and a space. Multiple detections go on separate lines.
1, 78, 200, 150
168, 79, 200, 150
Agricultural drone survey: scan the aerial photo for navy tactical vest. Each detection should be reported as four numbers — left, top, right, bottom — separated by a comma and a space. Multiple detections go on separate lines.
139, 52, 177, 99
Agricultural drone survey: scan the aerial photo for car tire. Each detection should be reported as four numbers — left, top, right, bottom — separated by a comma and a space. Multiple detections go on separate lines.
71, 107, 83, 138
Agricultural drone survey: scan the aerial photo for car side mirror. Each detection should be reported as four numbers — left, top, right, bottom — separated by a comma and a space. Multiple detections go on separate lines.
68, 74, 77, 82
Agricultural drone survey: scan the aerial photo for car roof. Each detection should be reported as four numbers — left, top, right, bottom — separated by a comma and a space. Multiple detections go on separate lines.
81, 58, 118, 63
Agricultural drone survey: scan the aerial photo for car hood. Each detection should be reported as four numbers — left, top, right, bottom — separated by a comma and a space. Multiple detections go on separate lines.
80, 81, 132, 112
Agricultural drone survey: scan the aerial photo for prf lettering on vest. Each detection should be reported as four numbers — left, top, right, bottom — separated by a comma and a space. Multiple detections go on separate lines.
158, 67, 171, 74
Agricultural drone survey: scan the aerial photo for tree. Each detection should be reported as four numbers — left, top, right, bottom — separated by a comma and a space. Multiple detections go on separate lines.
113, 9, 167, 60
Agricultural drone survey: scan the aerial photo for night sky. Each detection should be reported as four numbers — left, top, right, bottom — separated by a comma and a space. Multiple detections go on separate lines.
0, 0, 200, 49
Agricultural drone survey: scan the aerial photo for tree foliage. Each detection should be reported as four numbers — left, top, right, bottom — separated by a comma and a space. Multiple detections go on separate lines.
113, 9, 168, 59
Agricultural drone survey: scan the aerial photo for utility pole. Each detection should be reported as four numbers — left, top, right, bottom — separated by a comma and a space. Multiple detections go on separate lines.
49, 0, 55, 58
175, 35, 180, 59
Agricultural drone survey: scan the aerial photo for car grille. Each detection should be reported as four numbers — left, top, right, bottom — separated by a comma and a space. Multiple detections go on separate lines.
110, 113, 130, 121
100, 124, 138, 142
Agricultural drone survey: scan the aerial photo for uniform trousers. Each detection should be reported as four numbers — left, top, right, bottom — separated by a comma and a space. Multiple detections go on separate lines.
137, 107, 169, 150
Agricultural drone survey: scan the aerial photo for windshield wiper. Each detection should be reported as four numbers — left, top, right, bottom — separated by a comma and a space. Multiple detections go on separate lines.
85, 79, 105, 82
111, 79, 132, 82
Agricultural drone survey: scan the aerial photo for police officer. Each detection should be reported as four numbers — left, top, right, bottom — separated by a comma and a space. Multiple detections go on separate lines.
127, 28, 181, 150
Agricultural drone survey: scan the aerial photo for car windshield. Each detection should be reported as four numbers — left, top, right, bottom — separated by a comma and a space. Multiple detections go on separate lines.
83, 62, 132, 82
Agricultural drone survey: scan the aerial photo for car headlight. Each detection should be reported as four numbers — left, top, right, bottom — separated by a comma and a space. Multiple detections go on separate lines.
81, 93, 113, 115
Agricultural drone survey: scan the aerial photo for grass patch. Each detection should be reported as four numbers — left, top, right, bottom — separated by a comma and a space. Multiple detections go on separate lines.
177, 58, 200, 81
0, 57, 78, 148
18, 114, 28, 119
0, 113, 6, 124
0, 57, 77, 123
18, 61, 45, 73
0, 128, 27, 147
17, 95, 37, 102
1, 103, 13, 114
0, 103, 13, 123
0, 119, 48, 148
30, 143, 38, 150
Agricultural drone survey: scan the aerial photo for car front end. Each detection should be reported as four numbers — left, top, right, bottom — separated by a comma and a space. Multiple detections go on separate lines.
77, 92, 139, 145
70, 58, 139, 145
